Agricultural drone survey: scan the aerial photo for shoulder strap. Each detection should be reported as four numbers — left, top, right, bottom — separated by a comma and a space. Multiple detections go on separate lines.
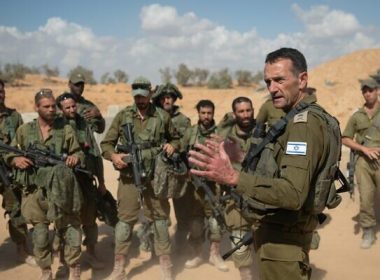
242, 101, 310, 169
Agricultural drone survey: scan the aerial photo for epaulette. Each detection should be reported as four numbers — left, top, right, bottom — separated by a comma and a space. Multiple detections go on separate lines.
293, 110, 308, 123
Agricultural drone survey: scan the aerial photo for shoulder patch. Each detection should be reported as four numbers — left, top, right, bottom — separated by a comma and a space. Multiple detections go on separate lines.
286, 141, 307, 155
294, 111, 308, 123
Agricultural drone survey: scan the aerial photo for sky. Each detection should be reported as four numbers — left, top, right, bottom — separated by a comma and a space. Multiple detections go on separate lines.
1, 0, 380, 83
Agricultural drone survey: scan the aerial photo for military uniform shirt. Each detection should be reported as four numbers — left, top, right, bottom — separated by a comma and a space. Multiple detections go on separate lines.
236, 94, 327, 231
342, 104, 380, 148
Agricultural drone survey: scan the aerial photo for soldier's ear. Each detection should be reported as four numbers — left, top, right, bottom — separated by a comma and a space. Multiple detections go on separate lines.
298, 71, 308, 90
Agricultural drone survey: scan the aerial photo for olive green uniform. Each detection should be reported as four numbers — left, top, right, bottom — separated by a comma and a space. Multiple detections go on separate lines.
100, 104, 179, 257
181, 121, 223, 249
75, 95, 106, 184
256, 98, 285, 127
342, 104, 380, 228
64, 114, 102, 247
170, 107, 192, 235
0, 108, 26, 245
5, 118, 84, 269
235, 95, 329, 280
217, 123, 255, 268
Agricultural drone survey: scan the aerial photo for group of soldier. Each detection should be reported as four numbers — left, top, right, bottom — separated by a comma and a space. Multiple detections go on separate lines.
0, 47, 378, 280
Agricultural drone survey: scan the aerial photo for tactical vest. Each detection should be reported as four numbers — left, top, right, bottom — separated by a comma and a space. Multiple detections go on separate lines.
120, 106, 166, 179
242, 102, 345, 219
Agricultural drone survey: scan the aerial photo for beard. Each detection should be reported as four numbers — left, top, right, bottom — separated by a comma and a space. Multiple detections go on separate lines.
236, 117, 254, 129
136, 102, 149, 110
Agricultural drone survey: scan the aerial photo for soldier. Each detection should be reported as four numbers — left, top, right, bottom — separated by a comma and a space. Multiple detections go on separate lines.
56, 93, 105, 271
68, 73, 107, 190
255, 87, 321, 250
217, 96, 255, 280
342, 78, 380, 249
5, 89, 84, 280
68, 72, 105, 133
189, 48, 341, 279
0, 80, 36, 266
181, 100, 228, 272
152, 83, 191, 251
101, 76, 178, 280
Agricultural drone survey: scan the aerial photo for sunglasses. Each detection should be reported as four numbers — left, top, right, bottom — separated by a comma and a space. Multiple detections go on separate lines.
132, 83, 151, 90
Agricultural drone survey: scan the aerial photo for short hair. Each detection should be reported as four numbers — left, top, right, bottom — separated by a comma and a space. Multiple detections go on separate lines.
34, 88, 54, 105
232, 96, 252, 112
196, 99, 215, 112
0, 79, 4, 88
56, 92, 76, 109
265, 47, 307, 75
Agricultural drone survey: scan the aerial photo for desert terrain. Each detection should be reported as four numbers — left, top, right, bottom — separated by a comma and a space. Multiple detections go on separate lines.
0, 48, 380, 279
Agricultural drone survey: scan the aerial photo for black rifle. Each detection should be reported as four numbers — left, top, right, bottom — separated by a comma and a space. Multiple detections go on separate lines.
0, 142, 91, 176
346, 149, 355, 198
222, 231, 253, 260
116, 123, 146, 194
191, 174, 226, 229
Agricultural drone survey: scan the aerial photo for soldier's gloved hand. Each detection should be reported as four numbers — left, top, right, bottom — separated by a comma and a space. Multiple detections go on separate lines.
163, 143, 175, 156
65, 155, 79, 168
84, 107, 101, 119
111, 153, 129, 170
12, 156, 34, 169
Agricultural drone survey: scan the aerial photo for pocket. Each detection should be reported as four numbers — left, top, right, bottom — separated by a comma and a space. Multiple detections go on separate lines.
260, 243, 303, 262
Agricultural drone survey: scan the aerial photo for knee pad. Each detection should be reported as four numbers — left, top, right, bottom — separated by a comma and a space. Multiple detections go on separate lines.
65, 225, 82, 247
208, 217, 221, 235
33, 223, 49, 249
115, 221, 132, 243
152, 219, 169, 241
231, 230, 250, 254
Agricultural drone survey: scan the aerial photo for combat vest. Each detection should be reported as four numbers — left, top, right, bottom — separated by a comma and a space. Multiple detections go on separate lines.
242, 101, 346, 219
119, 105, 167, 179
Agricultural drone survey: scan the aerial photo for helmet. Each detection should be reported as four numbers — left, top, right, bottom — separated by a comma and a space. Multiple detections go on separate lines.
152, 83, 183, 103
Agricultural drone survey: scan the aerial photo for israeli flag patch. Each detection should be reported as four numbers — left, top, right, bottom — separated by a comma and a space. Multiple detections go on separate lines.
286, 142, 307, 155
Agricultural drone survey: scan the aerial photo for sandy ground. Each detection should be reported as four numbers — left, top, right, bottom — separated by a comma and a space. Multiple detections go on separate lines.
0, 155, 380, 280
1, 48, 380, 279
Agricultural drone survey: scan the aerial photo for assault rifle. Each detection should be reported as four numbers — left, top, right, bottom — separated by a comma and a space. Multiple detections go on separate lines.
222, 231, 253, 260
0, 142, 91, 176
116, 123, 146, 193
346, 149, 355, 198
191, 174, 226, 229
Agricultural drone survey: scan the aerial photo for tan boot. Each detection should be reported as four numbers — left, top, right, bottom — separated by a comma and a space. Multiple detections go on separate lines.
69, 263, 81, 280
159, 255, 173, 280
83, 245, 105, 269
17, 242, 37, 267
184, 246, 203, 269
239, 266, 253, 280
107, 254, 127, 280
39, 267, 53, 280
209, 241, 229, 272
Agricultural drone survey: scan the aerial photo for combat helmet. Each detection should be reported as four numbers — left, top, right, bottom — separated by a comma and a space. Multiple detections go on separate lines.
152, 83, 183, 106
